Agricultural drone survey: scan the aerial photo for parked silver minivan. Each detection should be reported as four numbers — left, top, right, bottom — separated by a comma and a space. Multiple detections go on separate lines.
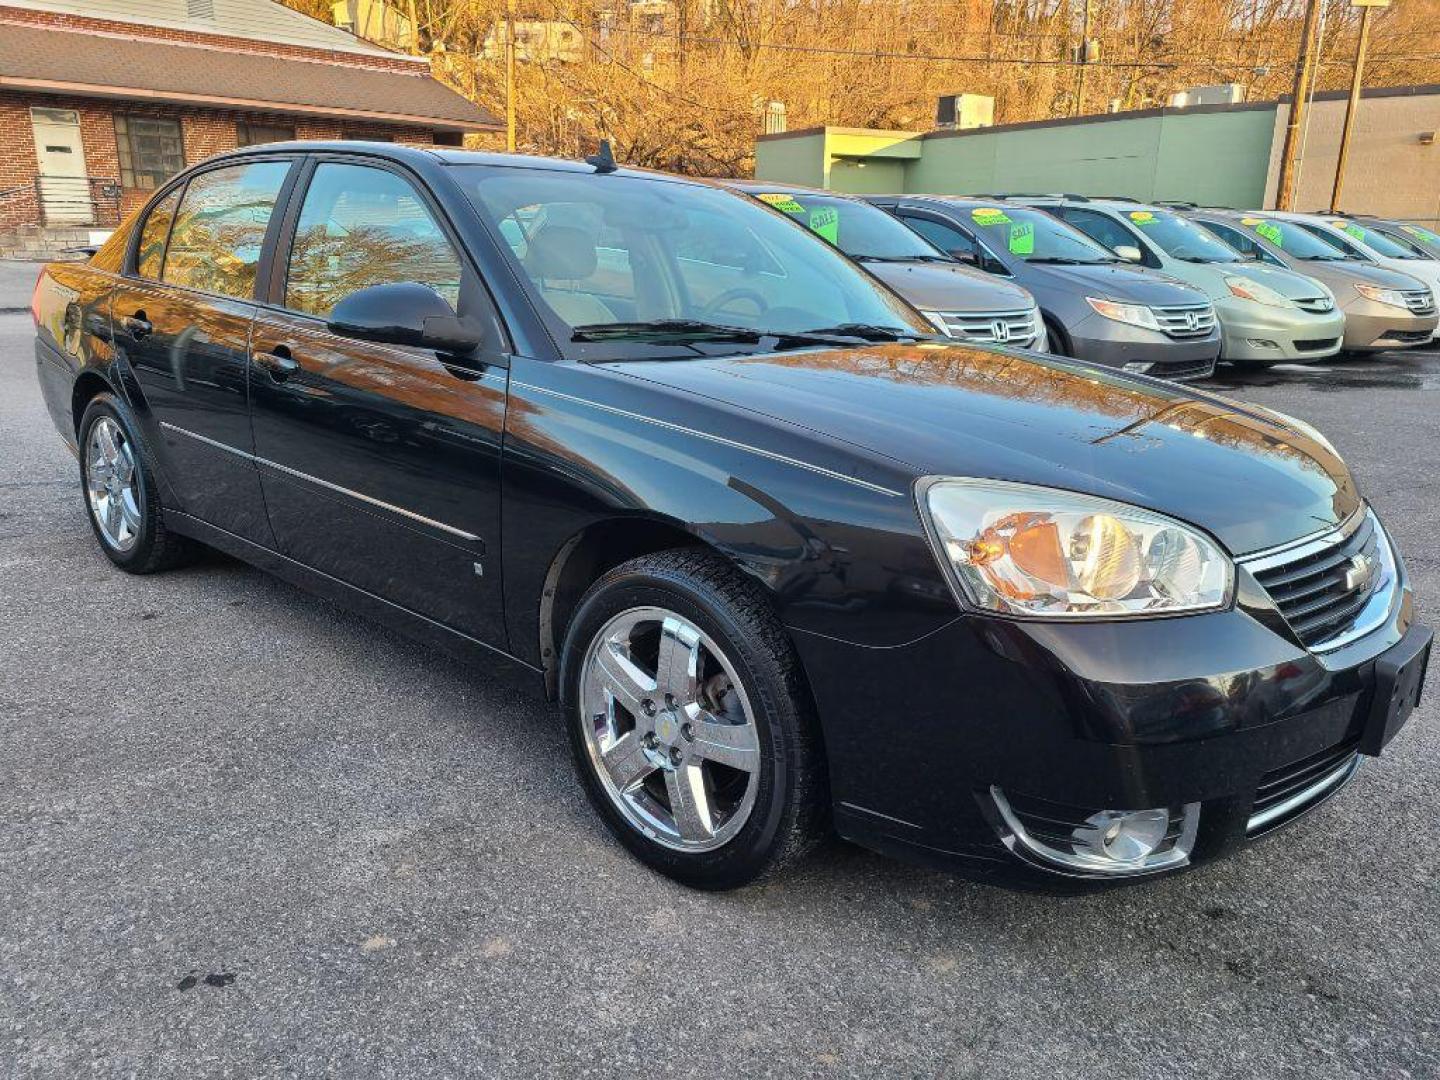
725, 182, 1047, 351
1020, 197, 1346, 365
1179, 208, 1439, 353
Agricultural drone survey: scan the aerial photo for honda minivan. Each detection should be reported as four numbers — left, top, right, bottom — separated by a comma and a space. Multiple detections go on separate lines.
1020, 197, 1345, 365
1182, 209, 1438, 353
726, 182, 1046, 351
869, 195, 1221, 380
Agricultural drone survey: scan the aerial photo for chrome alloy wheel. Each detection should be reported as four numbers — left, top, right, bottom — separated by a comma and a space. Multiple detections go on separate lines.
580, 606, 762, 852
85, 416, 142, 552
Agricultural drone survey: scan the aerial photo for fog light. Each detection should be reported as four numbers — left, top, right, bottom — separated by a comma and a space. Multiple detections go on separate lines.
1122, 361, 1154, 373
988, 787, 1201, 877
1074, 808, 1169, 863
1246, 338, 1279, 349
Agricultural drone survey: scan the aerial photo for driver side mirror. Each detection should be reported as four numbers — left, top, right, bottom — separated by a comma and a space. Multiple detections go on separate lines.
1114, 244, 1144, 262
327, 282, 482, 355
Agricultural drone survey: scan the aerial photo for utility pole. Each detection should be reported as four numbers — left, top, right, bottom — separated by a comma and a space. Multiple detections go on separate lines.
1073, 0, 1092, 118
504, 0, 516, 152
405, 0, 419, 55
1275, 0, 1323, 209
1331, 0, 1389, 212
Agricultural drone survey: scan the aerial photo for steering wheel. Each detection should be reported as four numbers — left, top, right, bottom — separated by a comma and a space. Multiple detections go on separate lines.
700, 287, 769, 320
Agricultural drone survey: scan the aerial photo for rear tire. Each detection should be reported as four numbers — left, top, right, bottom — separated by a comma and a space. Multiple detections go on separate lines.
78, 393, 199, 574
561, 548, 827, 889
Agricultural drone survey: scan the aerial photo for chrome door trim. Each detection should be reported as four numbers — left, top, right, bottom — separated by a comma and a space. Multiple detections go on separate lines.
158, 421, 482, 543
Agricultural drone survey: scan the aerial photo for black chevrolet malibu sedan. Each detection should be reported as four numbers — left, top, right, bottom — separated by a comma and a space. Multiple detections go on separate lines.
32, 143, 1430, 890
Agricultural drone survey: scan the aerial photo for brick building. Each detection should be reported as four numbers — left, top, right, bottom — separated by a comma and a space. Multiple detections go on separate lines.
0, 0, 497, 254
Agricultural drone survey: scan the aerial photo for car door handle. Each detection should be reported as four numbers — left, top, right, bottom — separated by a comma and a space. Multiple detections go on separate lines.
253, 347, 299, 381
121, 314, 152, 339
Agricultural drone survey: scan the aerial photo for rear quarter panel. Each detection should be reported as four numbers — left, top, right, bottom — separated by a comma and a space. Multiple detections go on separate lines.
33, 261, 121, 451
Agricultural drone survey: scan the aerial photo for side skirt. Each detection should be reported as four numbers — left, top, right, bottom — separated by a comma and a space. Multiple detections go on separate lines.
164, 510, 545, 687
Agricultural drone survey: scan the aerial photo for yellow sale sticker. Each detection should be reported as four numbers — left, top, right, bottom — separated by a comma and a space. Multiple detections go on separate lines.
971, 207, 1012, 226
756, 193, 805, 214
1129, 211, 1157, 224
1241, 216, 1263, 226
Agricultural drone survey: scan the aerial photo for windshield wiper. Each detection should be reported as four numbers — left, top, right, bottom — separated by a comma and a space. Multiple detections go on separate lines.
1026, 256, 1113, 265
790, 323, 927, 342
572, 319, 762, 343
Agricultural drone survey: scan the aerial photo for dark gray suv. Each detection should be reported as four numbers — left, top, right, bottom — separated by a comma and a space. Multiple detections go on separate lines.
868, 196, 1222, 381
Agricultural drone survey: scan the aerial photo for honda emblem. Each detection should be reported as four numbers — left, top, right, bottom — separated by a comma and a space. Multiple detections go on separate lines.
991, 320, 1010, 343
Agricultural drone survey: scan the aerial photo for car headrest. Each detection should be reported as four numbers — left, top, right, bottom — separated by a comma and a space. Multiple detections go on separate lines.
523, 224, 598, 279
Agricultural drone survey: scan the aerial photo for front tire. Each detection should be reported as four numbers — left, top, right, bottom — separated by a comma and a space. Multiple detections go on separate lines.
78, 393, 198, 574
561, 549, 827, 890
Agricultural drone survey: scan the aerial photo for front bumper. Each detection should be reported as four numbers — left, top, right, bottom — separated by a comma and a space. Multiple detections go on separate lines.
793, 544, 1425, 889
1215, 298, 1346, 363
1341, 298, 1439, 351
1064, 312, 1221, 380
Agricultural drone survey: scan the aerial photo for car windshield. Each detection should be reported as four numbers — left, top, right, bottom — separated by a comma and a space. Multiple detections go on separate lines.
1390, 221, 1440, 256
1239, 217, 1354, 260
1121, 209, 1244, 262
1323, 219, 1427, 259
962, 204, 1118, 264
454, 166, 931, 351
747, 191, 946, 262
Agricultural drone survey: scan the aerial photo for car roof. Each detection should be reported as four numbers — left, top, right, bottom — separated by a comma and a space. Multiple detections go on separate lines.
208, 140, 723, 189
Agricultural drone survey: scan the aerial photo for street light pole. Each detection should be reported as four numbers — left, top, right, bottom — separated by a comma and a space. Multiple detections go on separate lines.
1074, 0, 1092, 118
1275, 0, 1323, 210
504, 0, 516, 152
1331, 0, 1388, 212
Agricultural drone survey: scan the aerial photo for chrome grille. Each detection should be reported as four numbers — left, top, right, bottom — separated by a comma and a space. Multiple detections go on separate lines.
1245, 510, 1388, 650
1294, 295, 1334, 314
1247, 739, 1360, 836
1402, 289, 1436, 316
1151, 303, 1217, 339
933, 307, 1039, 347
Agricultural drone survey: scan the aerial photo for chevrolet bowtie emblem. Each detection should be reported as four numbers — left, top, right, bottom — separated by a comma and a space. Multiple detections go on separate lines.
1343, 552, 1377, 592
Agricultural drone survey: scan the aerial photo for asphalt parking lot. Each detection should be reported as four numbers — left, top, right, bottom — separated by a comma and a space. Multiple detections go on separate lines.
2, 260, 1437, 1079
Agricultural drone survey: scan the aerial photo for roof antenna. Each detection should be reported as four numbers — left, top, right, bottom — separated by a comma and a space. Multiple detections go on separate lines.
585, 139, 618, 174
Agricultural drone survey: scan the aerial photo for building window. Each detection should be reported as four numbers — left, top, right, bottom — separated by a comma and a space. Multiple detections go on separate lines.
114, 115, 185, 190
433, 132, 463, 147
236, 121, 296, 147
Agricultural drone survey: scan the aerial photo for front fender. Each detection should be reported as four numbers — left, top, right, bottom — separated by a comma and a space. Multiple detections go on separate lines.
501, 356, 958, 668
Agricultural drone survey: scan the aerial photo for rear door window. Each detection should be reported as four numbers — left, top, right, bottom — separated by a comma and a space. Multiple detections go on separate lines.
162, 161, 291, 298
285, 162, 463, 318
134, 187, 180, 279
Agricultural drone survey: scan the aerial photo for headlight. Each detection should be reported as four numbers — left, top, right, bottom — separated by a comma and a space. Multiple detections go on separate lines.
1354, 283, 1410, 309
919, 478, 1233, 618
919, 311, 956, 337
1085, 297, 1160, 331
1225, 276, 1292, 307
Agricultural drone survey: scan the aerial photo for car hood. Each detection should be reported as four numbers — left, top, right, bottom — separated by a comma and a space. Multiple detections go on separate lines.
862, 260, 1035, 312
615, 343, 1359, 556
1279, 257, 1427, 293
1222, 261, 1335, 301
1019, 261, 1207, 303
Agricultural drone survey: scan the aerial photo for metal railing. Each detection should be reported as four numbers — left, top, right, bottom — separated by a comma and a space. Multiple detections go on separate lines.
28, 175, 123, 227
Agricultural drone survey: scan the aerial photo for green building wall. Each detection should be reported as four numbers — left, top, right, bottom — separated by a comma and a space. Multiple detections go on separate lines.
755, 107, 1280, 209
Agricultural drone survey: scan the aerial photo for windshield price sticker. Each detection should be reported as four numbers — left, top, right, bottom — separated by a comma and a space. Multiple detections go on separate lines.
1255, 222, 1284, 246
1401, 224, 1440, 243
808, 206, 840, 244
1129, 211, 1157, 225
756, 193, 806, 214
1008, 222, 1035, 255
971, 207, 1011, 226
1339, 222, 1367, 241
